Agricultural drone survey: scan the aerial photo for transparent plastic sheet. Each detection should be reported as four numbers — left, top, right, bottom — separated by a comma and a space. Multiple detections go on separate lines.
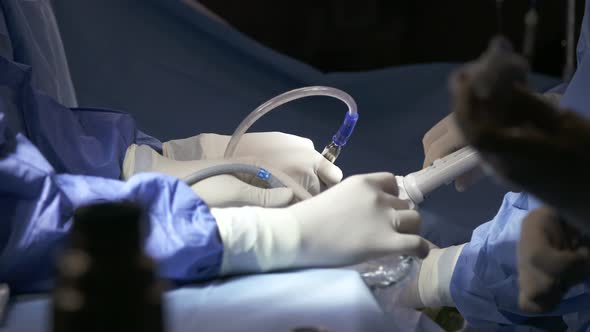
351, 257, 450, 332
350, 255, 419, 314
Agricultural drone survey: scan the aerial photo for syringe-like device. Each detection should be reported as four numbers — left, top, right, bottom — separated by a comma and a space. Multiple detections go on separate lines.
397, 147, 480, 207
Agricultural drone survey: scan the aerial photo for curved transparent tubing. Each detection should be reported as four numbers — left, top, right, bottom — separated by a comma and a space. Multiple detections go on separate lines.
223, 86, 358, 159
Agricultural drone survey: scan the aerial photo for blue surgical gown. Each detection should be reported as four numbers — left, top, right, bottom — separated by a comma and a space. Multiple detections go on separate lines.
450, 1, 590, 329
0, 55, 223, 294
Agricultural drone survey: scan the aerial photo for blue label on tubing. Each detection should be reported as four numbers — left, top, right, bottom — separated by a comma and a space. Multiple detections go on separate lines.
257, 168, 271, 180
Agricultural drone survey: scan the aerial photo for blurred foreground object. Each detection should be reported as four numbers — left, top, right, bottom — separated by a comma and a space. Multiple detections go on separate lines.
452, 37, 590, 234
518, 207, 590, 313
52, 202, 165, 332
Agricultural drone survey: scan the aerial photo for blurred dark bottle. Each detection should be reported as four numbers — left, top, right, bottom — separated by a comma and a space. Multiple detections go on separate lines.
52, 202, 165, 332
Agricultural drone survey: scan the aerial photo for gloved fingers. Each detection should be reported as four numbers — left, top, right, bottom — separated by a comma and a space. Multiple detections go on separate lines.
422, 133, 465, 168
454, 165, 484, 192
258, 132, 315, 149
380, 192, 411, 210
241, 184, 295, 208
422, 114, 453, 157
162, 133, 225, 160
390, 234, 431, 259
392, 209, 422, 234
362, 172, 399, 196
227, 132, 316, 156
192, 175, 295, 208
191, 133, 230, 159
316, 157, 344, 188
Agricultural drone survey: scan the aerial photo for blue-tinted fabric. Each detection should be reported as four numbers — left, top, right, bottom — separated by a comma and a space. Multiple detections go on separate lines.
0, 4, 13, 60
0, 55, 160, 179
0, 0, 77, 107
0, 112, 223, 294
0, 58, 223, 294
451, 1, 590, 329
0, 269, 397, 332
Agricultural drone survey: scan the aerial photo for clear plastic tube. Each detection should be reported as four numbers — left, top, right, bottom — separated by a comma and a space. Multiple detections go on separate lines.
182, 161, 313, 201
223, 86, 358, 160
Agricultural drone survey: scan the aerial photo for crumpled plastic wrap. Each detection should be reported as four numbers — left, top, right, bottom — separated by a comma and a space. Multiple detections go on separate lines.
351, 255, 418, 313
351, 256, 447, 332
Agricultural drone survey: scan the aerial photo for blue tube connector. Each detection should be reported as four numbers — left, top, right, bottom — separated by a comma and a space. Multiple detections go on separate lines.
332, 112, 359, 147
322, 112, 359, 163
257, 168, 271, 180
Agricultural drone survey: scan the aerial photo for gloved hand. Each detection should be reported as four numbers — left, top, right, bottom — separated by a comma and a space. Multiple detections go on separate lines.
518, 207, 590, 313
123, 144, 296, 208
450, 38, 590, 233
422, 113, 484, 192
289, 172, 431, 266
399, 244, 465, 309
211, 172, 432, 275
162, 132, 343, 195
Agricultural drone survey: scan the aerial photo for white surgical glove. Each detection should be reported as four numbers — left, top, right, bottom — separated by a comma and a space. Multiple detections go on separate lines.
211, 172, 432, 275
162, 132, 343, 194
400, 244, 465, 309
422, 113, 484, 192
123, 144, 294, 208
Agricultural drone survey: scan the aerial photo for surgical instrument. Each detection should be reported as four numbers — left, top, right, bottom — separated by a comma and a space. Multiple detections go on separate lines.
397, 147, 480, 207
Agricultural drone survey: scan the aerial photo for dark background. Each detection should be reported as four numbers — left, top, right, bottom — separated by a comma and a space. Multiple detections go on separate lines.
199, 0, 585, 77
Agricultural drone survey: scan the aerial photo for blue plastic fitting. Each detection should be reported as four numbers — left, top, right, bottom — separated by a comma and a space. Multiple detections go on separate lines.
257, 168, 271, 180
332, 112, 359, 146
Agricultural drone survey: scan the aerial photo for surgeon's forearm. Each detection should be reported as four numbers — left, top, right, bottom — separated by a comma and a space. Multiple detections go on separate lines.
46, 173, 227, 280
1, 148, 225, 293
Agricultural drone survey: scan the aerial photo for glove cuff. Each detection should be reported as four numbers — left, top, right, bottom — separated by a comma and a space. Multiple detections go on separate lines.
418, 244, 465, 308
211, 207, 301, 275
121, 144, 138, 180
